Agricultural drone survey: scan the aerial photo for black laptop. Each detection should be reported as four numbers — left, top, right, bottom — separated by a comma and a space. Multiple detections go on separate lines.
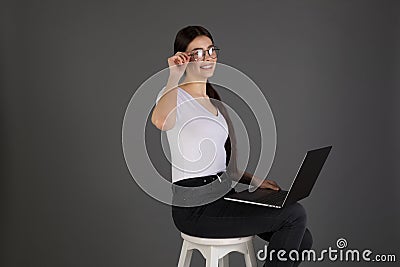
224, 145, 332, 208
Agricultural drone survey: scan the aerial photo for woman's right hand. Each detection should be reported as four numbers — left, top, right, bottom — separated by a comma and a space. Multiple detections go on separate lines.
167, 51, 191, 79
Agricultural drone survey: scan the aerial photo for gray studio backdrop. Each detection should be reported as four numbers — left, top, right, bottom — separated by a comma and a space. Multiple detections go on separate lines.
1, 1, 399, 267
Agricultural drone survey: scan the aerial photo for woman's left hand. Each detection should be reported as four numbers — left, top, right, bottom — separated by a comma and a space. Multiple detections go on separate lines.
251, 175, 281, 190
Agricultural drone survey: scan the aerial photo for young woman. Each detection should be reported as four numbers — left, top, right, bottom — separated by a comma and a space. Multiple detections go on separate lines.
151, 25, 312, 267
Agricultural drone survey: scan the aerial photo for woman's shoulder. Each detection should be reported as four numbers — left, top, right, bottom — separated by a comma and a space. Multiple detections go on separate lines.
155, 86, 185, 105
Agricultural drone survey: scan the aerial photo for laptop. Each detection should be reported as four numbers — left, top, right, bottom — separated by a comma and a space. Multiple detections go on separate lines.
224, 145, 332, 208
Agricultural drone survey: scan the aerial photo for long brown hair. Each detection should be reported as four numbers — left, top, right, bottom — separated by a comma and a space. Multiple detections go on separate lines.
173, 25, 239, 178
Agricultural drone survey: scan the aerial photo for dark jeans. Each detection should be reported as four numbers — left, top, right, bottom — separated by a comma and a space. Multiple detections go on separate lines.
172, 173, 313, 267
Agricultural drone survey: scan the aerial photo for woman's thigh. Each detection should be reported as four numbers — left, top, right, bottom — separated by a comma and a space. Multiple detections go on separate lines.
172, 197, 306, 238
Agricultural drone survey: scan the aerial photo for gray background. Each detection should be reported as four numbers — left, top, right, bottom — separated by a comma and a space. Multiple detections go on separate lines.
1, 0, 399, 266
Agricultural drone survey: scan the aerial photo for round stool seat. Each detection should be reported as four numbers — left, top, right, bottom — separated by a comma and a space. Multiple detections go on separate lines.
178, 232, 257, 267
181, 233, 253, 245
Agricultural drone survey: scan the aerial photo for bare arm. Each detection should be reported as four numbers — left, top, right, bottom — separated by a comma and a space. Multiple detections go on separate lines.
151, 51, 190, 131
151, 76, 180, 131
234, 170, 253, 184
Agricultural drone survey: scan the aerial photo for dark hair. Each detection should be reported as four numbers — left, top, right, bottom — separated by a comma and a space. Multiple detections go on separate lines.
173, 25, 239, 177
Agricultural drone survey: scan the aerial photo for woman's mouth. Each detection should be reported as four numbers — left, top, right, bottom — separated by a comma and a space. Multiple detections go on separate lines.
200, 64, 214, 70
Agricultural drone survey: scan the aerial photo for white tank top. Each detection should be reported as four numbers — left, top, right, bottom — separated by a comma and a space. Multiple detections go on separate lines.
156, 86, 228, 183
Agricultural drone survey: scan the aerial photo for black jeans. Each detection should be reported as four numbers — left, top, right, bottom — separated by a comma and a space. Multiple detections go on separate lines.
172, 173, 313, 267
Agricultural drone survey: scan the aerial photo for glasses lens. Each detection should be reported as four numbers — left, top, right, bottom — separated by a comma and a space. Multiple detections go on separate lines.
208, 47, 218, 58
208, 47, 217, 58
191, 49, 203, 61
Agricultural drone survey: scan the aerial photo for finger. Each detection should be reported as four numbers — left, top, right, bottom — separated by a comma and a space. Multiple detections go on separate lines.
173, 55, 184, 65
271, 181, 281, 189
268, 180, 279, 188
267, 181, 280, 190
171, 55, 179, 63
265, 180, 274, 186
176, 52, 187, 57
259, 182, 267, 189
178, 54, 187, 63
172, 52, 190, 65
173, 58, 181, 65
179, 51, 189, 56
262, 184, 276, 190
261, 182, 276, 190
174, 56, 183, 65
180, 53, 190, 63
269, 180, 278, 186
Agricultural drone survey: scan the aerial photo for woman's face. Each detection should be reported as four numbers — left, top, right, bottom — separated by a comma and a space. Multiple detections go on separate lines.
184, 35, 217, 80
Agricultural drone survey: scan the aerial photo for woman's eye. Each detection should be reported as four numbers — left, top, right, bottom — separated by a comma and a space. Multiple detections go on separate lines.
196, 50, 203, 58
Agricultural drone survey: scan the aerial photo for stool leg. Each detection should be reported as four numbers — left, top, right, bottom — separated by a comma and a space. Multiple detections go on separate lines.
219, 254, 229, 267
206, 248, 219, 267
244, 240, 257, 267
177, 240, 193, 267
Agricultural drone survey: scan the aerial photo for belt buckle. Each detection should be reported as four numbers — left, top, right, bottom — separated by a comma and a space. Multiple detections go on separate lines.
216, 172, 222, 182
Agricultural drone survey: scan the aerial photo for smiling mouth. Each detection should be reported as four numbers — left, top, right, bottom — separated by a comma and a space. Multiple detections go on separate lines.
200, 64, 214, 69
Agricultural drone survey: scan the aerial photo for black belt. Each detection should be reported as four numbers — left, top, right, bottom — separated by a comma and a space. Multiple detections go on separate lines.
173, 171, 225, 187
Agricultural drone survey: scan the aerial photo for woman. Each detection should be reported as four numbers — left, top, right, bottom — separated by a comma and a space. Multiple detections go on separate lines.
151, 25, 312, 267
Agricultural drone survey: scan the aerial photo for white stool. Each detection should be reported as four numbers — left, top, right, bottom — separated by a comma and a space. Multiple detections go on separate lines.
177, 232, 257, 267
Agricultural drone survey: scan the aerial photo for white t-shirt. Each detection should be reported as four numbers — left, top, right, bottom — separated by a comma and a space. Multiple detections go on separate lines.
156, 86, 228, 183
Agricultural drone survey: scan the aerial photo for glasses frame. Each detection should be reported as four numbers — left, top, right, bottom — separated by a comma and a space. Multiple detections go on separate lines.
187, 46, 220, 62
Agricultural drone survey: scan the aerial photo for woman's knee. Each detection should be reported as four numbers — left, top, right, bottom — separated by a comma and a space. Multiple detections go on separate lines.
283, 202, 307, 226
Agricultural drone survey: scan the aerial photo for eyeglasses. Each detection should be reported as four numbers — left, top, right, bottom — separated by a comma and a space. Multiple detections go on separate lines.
187, 46, 220, 62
